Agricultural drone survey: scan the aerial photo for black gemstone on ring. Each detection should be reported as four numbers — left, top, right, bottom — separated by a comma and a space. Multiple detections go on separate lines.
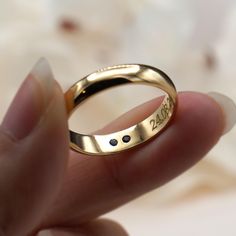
122, 135, 131, 143
109, 139, 118, 146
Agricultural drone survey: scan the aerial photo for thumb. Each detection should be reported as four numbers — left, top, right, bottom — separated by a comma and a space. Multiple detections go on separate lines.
0, 59, 69, 236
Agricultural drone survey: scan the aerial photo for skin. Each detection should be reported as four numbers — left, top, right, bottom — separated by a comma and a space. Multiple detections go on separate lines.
0, 75, 225, 236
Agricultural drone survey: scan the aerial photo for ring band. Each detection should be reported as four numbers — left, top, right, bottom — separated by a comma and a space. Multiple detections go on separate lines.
65, 64, 177, 155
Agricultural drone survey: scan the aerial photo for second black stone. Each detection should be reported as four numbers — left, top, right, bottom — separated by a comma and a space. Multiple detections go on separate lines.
122, 135, 131, 143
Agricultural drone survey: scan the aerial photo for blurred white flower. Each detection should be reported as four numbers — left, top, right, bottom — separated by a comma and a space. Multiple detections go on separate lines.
48, 0, 136, 35
119, 0, 193, 70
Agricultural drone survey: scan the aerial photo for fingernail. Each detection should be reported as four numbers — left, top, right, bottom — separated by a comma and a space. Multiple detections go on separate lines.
38, 230, 53, 236
31, 58, 55, 106
208, 92, 236, 135
1, 58, 55, 140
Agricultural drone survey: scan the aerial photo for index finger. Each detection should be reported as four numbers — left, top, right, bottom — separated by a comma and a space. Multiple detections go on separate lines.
43, 92, 226, 228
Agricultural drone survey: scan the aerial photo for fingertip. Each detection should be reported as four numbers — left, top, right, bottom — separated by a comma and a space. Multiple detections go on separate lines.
175, 92, 225, 145
1, 58, 56, 141
207, 92, 236, 135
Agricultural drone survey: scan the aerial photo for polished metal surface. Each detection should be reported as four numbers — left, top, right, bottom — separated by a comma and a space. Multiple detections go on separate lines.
65, 64, 177, 155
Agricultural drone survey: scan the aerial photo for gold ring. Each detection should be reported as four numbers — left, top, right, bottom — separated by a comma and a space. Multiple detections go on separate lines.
65, 64, 177, 155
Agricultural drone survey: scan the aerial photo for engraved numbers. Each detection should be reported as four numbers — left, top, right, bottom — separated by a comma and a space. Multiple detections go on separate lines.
150, 97, 174, 131
150, 119, 157, 131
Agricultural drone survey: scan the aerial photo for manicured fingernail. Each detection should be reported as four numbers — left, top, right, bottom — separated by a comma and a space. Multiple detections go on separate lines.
31, 58, 55, 106
1, 58, 55, 140
208, 92, 236, 134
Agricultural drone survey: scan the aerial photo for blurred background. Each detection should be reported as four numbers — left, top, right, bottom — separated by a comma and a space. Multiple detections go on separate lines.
0, 0, 236, 235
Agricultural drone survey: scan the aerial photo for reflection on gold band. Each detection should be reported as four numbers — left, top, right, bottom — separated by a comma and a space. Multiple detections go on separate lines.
65, 64, 177, 156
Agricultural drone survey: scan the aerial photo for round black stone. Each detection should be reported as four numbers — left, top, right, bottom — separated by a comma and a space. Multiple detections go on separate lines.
122, 135, 131, 143
109, 139, 118, 146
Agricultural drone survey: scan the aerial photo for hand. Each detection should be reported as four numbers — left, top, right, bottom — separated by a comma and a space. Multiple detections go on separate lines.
0, 59, 234, 236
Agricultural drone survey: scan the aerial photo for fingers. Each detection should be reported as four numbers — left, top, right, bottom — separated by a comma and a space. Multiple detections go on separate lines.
40, 219, 128, 236
44, 92, 225, 227
0, 59, 69, 236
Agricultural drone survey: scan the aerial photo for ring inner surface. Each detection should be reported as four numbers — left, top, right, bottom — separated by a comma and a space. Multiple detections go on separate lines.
69, 94, 174, 155
68, 81, 175, 155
